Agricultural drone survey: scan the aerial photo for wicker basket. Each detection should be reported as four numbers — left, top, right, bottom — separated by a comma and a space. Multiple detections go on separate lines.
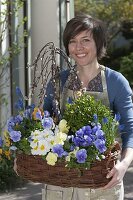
16, 142, 121, 188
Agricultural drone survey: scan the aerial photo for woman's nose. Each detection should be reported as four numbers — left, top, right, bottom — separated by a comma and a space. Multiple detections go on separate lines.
76, 41, 84, 50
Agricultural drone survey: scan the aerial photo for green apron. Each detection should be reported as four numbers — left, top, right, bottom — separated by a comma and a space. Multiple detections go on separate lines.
42, 65, 124, 200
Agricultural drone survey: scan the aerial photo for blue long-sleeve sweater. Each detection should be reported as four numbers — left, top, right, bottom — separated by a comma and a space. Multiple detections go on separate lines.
44, 67, 133, 150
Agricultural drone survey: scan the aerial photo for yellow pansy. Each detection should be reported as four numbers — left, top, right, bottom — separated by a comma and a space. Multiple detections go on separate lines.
46, 152, 58, 166
5, 138, 10, 147
0, 148, 2, 154
4, 150, 10, 160
54, 132, 67, 145
58, 119, 70, 133
4, 130, 8, 138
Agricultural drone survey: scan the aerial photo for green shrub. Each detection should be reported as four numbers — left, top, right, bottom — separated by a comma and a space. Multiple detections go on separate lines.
119, 52, 133, 88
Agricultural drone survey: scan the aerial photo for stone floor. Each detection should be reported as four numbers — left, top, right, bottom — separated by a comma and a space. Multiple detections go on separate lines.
123, 161, 133, 200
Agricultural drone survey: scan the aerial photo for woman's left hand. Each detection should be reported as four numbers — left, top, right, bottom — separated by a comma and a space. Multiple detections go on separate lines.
102, 161, 127, 189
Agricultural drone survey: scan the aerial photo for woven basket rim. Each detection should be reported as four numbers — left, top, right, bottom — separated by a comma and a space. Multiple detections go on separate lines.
16, 142, 121, 188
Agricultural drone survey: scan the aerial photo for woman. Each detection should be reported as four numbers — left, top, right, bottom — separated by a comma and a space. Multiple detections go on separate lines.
43, 14, 133, 200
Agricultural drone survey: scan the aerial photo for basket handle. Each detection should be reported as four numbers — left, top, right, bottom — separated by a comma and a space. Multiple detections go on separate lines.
105, 142, 121, 169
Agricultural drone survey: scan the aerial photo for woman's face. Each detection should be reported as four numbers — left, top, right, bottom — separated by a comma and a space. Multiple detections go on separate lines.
68, 30, 97, 67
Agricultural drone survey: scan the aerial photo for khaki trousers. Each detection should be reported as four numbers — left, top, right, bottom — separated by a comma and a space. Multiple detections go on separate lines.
42, 182, 124, 200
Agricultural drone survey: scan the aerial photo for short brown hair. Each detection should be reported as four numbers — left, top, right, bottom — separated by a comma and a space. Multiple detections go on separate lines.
63, 14, 107, 60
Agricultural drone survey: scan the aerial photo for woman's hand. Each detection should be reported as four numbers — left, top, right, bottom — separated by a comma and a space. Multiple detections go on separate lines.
103, 147, 133, 189
103, 161, 127, 189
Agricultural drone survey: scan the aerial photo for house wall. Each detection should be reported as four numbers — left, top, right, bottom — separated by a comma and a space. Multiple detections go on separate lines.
30, 0, 60, 61
0, 0, 74, 132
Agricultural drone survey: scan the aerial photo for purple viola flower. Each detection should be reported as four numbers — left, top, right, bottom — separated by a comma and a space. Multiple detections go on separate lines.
82, 125, 92, 136
26, 104, 35, 113
92, 124, 101, 134
14, 115, 23, 124
102, 117, 108, 124
73, 136, 82, 147
52, 144, 64, 157
70, 145, 75, 151
16, 86, 23, 97
115, 113, 121, 122
76, 149, 87, 163
42, 117, 53, 129
95, 129, 105, 139
0, 137, 3, 147
94, 139, 107, 153
84, 135, 93, 146
8, 125, 14, 132
93, 114, 98, 122
44, 110, 50, 117
9, 131, 22, 142
7, 117, 15, 132
24, 108, 32, 119
67, 96, 73, 104
36, 110, 42, 121
15, 98, 24, 110
75, 129, 84, 137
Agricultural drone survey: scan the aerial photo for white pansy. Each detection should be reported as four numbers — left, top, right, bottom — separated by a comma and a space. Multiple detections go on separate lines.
41, 129, 54, 138
30, 138, 38, 148
37, 140, 50, 155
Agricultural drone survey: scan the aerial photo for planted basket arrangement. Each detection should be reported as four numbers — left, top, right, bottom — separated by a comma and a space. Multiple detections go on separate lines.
1, 43, 121, 188
2, 90, 121, 188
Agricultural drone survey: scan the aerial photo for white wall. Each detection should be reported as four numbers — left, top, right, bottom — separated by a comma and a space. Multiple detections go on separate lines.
31, 0, 60, 61
29, 0, 60, 105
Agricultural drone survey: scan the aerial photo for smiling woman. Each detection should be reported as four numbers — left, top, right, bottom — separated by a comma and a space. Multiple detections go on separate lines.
43, 14, 133, 200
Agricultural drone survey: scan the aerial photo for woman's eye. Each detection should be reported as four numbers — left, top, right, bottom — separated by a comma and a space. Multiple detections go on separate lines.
69, 40, 76, 44
82, 39, 90, 43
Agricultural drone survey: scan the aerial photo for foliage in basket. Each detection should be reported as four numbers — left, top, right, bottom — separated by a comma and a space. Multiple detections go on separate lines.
1, 87, 122, 171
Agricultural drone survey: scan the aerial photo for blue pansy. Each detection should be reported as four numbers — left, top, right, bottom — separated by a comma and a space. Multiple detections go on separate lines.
70, 145, 75, 151
36, 110, 42, 121
84, 135, 93, 146
14, 115, 23, 124
24, 109, 32, 119
115, 113, 121, 122
9, 131, 22, 142
15, 98, 24, 110
16, 86, 23, 97
42, 117, 53, 129
75, 129, 84, 137
76, 149, 87, 163
44, 110, 50, 117
92, 124, 101, 134
0, 137, 3, 147
7, 117, 15, 132
52, 144, 65, 157
102, 117, 108, 124
95, 129, 105, 139
73, 136, 82, 147
94, 139, 107, 153
67, 97, 73, 104
83, 125, 92, 136
93, 114, 98, 122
